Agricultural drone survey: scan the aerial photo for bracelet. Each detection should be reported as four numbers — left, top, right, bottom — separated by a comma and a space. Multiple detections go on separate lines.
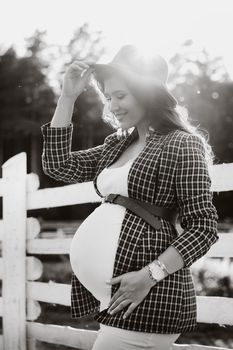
145, 265, 158, 284
157, 259, 170, 275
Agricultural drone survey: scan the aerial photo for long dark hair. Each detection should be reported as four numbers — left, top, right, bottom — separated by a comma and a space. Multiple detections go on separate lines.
92, 69, 216, 167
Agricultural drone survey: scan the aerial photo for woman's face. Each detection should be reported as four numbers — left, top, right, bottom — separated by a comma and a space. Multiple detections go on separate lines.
103, 75, 147, 130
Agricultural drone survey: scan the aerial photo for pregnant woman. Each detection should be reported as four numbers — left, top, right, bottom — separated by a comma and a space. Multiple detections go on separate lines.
41, 45, 219, 350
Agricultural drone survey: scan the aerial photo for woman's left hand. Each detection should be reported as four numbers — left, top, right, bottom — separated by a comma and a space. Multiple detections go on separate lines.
106, 267, 157, 319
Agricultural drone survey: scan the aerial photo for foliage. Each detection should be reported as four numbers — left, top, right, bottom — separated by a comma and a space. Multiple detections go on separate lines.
169, 39, 233, 164
192, 257, 233, 298
0, 44, 55, 137
168, 40, 233, 219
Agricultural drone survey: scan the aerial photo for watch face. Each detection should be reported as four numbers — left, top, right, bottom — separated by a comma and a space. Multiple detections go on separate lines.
151, 264, 165, 280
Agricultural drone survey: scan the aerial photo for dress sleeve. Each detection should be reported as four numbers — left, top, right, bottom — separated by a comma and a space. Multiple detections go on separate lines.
41, 122, 108, 183
170, 134, 219, 268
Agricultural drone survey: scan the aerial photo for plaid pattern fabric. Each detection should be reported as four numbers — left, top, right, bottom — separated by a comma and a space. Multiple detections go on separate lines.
41, 122, 219, 333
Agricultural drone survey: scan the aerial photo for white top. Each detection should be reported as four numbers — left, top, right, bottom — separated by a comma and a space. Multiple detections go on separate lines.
69, 157, 136, 311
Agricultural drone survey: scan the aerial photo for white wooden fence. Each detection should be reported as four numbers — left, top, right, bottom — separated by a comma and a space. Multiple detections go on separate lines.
0, 152, 233, 350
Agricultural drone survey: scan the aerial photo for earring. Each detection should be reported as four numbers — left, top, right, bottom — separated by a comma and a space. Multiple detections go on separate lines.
145, 124, 155, 140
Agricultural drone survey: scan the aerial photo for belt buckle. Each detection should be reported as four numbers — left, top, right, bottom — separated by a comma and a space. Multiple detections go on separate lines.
101, 197, 106, 203
102, 193, 119, 204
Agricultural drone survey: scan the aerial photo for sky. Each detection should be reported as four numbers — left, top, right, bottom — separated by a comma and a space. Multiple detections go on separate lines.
1, 0, 233, 78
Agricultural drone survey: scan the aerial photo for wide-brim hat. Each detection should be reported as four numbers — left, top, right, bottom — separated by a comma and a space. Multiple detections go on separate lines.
92, 45, 177, 106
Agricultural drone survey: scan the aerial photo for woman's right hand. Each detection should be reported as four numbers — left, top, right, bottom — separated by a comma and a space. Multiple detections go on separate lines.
61, 60, 95, 101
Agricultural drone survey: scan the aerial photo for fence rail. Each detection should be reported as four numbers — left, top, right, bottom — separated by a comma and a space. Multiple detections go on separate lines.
0, 152, 233, 350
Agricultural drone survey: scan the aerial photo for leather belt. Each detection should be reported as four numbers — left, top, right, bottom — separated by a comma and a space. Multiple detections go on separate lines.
102, 193, 178, 230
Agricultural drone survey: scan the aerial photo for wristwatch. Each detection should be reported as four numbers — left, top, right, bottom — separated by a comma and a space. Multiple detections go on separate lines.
147, 259, 169, 284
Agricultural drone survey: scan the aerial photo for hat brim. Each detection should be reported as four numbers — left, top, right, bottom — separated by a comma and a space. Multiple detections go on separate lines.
91, 63, 126, 80
91, 63, 177, 106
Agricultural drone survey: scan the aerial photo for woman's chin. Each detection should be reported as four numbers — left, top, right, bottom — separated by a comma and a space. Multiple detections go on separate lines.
118, 121, 132, 129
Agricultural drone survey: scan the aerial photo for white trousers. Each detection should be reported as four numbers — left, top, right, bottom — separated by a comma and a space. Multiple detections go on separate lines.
92, 323, 181, 350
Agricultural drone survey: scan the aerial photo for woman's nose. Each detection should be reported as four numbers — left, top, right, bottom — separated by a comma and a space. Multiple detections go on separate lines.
109, 99, 120, 114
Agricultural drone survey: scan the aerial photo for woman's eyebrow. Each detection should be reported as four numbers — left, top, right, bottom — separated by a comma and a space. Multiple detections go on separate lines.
104, 90, 127, 96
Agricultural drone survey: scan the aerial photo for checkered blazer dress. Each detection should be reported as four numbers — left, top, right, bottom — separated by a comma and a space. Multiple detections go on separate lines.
41, 121, 219, 334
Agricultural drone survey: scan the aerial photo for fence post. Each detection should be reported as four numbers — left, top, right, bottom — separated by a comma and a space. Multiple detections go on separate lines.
2, 152, 27, 350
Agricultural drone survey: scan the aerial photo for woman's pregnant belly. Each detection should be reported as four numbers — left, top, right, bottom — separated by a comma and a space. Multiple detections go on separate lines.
69, 202, 126, 310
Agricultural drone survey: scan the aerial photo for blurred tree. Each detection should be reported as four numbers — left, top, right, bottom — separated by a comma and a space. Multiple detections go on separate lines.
169, 40, 232, 163
25, 24, 112, 151
0, 25, 113, 219
0, 41, 56, 174
0, 26, 110, 170
54, 23, 111, 150
169, 39, 230, 84
168, 40, 233, 219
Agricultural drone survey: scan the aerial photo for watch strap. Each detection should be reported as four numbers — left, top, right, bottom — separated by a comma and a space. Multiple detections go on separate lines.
146, 264, 158, 284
